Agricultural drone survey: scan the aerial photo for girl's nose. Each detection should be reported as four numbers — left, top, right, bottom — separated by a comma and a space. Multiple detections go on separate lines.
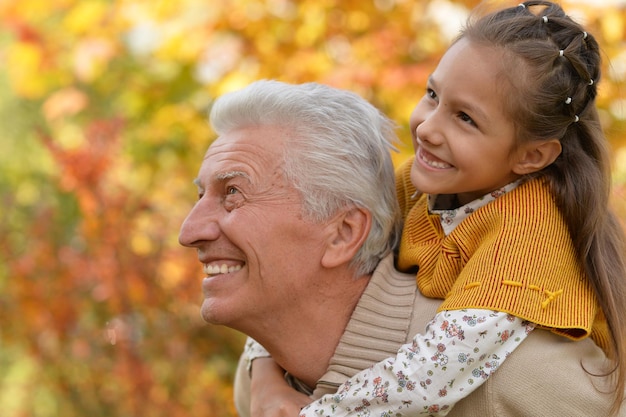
414, 109, 444, 146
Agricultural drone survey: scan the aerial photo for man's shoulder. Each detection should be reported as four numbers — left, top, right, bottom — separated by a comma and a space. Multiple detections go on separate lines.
449, 329, 623, 417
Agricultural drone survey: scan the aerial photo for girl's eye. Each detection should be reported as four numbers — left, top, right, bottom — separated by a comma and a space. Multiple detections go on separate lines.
458, 112, 476, 126
426, 88, 437, 100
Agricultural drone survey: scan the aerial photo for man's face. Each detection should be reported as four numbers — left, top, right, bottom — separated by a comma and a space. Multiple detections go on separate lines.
178, 125, 331, 333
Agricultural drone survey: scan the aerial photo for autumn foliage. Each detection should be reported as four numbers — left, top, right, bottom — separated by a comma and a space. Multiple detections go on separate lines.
0, 1, 624, 416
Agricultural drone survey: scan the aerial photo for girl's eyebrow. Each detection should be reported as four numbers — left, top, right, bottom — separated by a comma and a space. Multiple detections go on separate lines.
427, 74, 438, 90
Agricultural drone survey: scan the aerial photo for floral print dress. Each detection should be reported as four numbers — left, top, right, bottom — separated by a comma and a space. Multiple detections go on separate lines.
300, 183, 536, 417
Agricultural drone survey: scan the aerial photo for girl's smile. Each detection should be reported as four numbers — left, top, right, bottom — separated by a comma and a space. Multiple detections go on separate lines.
416, 144, 453, 170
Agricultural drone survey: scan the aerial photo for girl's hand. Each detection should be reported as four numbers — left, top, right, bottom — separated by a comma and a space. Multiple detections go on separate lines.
250, 357, 312, 417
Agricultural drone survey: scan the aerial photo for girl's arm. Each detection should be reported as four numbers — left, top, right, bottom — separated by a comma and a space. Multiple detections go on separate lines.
243, 336, 271, 371
250, 357, 311, 417
299, 309, 534, 416
243, 338, 311, 417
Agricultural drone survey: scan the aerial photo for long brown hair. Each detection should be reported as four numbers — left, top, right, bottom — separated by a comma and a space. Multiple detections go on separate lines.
462, 1, 626, 414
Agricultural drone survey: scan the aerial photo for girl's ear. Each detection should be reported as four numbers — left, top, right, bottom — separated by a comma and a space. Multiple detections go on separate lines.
321, 207, 371, 269
513, 139, 562, 175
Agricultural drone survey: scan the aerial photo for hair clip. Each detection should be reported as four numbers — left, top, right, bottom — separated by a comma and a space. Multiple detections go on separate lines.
565, 97, 572, 104
582, 31, 588, 39
559, 50, 564, 57
574, 115, 580, 123
588, 79, 594, 86
542, 16, 549, 23
518, 3, 526, 8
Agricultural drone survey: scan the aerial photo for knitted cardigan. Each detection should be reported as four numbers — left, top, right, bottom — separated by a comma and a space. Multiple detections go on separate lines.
395, 157, 609, 353
234, 255, 621, 416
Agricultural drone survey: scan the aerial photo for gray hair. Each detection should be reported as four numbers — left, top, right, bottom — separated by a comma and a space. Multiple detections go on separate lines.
209, 80, 401, 275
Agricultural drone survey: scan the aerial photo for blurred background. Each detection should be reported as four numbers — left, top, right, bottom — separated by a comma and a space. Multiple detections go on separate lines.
0, 0, 624, 416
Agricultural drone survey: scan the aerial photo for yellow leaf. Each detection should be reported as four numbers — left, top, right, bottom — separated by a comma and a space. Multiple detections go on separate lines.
158, 258, 187, 290
347, 10, 370, 32
601, 12, 624, 44
63, 0, 108, 35
5, 43, 47, 99
131, 233, 154, 256
213, 72, 256, 97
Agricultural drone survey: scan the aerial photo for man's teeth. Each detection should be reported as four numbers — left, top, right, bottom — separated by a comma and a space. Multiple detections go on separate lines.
204, 264, 242, 275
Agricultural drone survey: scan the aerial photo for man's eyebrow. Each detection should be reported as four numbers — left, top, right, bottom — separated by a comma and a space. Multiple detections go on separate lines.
193, 171, 250, 188
215, 171, 250, 181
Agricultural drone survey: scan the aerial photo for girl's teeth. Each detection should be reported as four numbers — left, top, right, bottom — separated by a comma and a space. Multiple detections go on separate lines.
420, 149, 451, 168
426, 159, 450, 169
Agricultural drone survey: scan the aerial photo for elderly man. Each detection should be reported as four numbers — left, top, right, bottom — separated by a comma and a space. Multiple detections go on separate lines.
179, 80, 619, 417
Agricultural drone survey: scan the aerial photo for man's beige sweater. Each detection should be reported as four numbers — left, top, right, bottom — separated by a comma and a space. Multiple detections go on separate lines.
234, 255, 621, 416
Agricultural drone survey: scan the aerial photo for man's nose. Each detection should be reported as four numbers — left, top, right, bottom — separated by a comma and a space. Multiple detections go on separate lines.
178, 198, 221, 247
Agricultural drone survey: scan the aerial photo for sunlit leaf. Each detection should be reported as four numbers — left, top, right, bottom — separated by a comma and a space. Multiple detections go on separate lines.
63, 0, 108, 35
5, 42, 47, 98
42, 87, 89, 121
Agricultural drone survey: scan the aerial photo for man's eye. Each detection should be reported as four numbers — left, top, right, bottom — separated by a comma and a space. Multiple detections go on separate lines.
223, 186, 244, 212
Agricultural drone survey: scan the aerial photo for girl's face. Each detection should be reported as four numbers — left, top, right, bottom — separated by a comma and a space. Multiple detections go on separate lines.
409, 38, 528, 206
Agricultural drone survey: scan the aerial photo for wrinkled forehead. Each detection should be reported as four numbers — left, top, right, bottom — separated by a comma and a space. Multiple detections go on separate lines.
198, 125, 290, 183
204, 126, 281, 157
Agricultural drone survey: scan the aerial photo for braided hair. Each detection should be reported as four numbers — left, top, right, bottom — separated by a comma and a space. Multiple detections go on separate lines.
461, 2, 626, 414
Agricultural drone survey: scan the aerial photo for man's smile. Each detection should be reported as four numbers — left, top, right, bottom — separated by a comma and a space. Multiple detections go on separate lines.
203, 262, 244, 276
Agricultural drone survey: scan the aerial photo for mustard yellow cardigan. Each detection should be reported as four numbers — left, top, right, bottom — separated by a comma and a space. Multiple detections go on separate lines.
395, 158, 609, 353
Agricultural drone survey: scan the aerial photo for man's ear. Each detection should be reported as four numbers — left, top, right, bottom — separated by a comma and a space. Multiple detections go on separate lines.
513, 139, 562, 175
321, 206, 371, 269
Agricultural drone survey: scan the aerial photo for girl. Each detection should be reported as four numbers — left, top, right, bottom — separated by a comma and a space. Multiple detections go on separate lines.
247, 1, 626, 415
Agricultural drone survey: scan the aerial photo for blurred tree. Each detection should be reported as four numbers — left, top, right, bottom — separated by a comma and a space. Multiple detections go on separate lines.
0, 0, 624, 416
